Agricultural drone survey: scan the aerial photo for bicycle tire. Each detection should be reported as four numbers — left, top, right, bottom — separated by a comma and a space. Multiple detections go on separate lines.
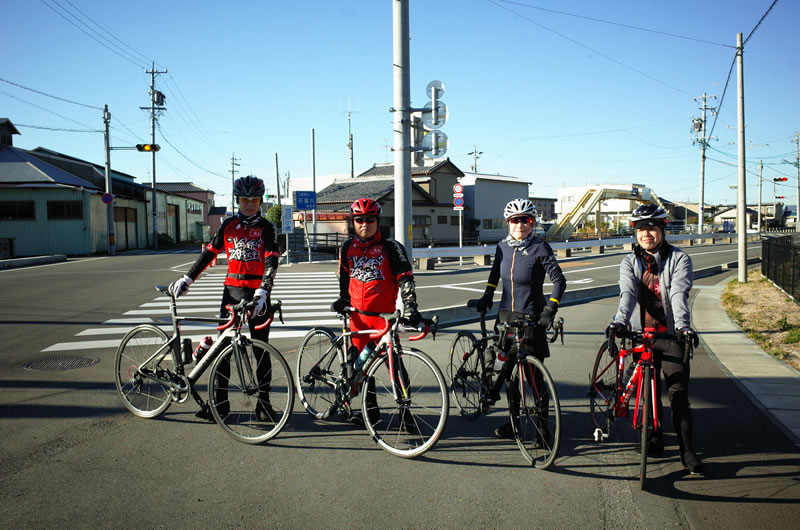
114, 324, 173, 418
363, 347, 449, 458
639, 363, 652, 490
589, 340, 618, 439
507, 349, 561, 469
208, 339, 294, 444
295, 328, 341, 420
447, 330, 482, 420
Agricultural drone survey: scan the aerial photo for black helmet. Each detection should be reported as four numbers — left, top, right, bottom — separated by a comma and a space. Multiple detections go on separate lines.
233, 175, 265, 198
630, 204, 668, 229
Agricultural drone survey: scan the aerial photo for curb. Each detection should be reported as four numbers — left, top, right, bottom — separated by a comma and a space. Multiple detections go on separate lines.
0, 255, 67, 270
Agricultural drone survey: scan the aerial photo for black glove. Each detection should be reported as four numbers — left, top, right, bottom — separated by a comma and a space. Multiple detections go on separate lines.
537, 305, 557, 328
677, 327, 700, 348
475, 289, 494, 313
605, 321, 627, 338
330, 297, 350, 315
402, 303, 422, 327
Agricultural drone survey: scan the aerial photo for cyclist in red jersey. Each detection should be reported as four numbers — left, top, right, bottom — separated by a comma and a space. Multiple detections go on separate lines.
169, 175, 280, 423
330, 198, 422, 426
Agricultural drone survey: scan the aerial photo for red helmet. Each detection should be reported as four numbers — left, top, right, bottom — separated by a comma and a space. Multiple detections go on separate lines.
350, 198, 381, 217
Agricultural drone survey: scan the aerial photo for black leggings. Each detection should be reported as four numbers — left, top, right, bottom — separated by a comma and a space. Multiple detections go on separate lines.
652, 338, 693, 448
214, 286, 272, 399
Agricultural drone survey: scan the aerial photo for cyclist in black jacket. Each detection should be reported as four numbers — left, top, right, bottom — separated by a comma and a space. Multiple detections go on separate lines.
169, 175, 280, 422
475, 198, 567, 438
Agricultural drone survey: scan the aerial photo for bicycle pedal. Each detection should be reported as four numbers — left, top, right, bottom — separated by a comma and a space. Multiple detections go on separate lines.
593, 428, 608, 442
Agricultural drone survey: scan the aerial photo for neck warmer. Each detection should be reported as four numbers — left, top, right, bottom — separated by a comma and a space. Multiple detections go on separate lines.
505, 232, 535, 248
238, 211, 261, 226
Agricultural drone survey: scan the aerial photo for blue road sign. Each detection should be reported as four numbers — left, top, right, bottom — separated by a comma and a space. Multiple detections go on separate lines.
295, 191, 317, 210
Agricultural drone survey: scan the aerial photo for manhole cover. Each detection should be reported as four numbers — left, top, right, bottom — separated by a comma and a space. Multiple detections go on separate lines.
24, 356, 100, 371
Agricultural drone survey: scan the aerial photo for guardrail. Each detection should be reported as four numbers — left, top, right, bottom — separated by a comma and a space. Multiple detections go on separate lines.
413, 232, 762, 269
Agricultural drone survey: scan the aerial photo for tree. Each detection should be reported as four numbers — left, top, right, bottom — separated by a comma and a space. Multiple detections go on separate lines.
266, 204, 282, 231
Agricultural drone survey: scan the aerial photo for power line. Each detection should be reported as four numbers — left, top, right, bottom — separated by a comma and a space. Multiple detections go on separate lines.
487, 0, 692, 95
0, 77, 102, 110
498, 0, 734, 48
0, 89, 97, 131
744, 0, 779, 45
156, 122, 227, 179
15, 123, 100, 133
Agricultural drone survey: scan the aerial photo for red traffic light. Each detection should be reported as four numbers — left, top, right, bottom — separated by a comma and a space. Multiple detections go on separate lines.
776, 196, 785, 199
773, 177, 788, 182
136, 144, 160, 152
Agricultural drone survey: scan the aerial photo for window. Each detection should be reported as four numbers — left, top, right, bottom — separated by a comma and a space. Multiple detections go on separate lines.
437, 215, 447, 224
47, 200, 83, 220
412, 215, 431, 226
450, 216, 459, 226
482, 218, 504, 229
0, 201, 35, 220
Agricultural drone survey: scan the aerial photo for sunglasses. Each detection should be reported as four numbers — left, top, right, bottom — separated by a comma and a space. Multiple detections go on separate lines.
238, 197, 260, 203
353, 216, 377, 224
508, 216, 533, 224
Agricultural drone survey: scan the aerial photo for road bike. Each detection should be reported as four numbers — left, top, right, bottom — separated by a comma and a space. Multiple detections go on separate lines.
114, 285, 294, 445
588, 327, 691, 490
448, 300, 564, 469
295, 309, 448, 458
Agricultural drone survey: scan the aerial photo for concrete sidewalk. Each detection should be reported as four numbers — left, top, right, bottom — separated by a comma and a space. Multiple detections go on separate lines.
693, 276, 800, 448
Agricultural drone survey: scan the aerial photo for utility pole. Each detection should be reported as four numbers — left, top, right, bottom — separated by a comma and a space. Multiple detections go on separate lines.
103, 104, 115, 255
757, 160, 763, 232
392, 0, 412, 258
467, 145, 483, 172
230, 153, 240, 215
693, 93, 716, 234
735, 32, 747, 283
275, 153, 282, 208
344, 101, 358, 178
310, 129, 317, 236
794, 132, 800, 227
143, 63, 167, 249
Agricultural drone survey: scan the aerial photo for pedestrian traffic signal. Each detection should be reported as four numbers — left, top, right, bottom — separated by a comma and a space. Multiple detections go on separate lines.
136, 144, 160, 152
773, 177, 788, 182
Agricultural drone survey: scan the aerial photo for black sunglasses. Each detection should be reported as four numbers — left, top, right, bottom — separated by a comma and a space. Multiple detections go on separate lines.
353, 216, 377, 224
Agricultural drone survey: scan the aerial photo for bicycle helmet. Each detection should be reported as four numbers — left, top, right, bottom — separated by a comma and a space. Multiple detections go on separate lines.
503, 198, 536, 219
630, 204, 668, 229
233, 175, 265, 198
350, 198, 381, 217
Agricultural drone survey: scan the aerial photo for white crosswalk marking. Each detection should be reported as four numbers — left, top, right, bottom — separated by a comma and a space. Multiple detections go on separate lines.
41, 271, 342, 353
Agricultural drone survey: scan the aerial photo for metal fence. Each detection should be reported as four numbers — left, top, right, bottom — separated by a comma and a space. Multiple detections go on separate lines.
761, 234, 799, 303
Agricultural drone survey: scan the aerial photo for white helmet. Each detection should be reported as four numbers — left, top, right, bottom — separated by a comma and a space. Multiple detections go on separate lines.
503, 198, 536, 219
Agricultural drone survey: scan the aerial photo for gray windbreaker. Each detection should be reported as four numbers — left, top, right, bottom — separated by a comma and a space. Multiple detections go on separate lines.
613, 243, 693, 333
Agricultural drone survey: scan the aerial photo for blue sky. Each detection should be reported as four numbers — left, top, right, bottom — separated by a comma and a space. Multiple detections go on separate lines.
3, 1, 798, 210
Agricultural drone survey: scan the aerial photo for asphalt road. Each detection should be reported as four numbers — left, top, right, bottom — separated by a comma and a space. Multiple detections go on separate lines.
1, 245, 798, 527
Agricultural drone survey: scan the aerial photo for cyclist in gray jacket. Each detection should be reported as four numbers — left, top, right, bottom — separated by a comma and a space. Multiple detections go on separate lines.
607, 204, 703, 475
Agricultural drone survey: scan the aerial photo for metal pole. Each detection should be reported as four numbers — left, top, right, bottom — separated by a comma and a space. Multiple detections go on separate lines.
103, 105, 116, 256
459, 209, 463, 266
795, 132, 800, 229
736, 32, 747, 282
311, 128, 317, 245
150, 65, 158, 250
757, 160, 762, 233
699, 94, 707, 235
393, 0, 412, 260
275, 153, 281, 209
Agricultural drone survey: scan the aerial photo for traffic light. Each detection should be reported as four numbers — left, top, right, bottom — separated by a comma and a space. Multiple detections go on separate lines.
773, 177, 788, 182
776, 196, 785, 199
136, 144, 160, 152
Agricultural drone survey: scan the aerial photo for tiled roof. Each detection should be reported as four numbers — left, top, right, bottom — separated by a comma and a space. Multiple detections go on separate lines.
155, 182, 212, 193
357, 158, 464, 178
315, 177, 396, 212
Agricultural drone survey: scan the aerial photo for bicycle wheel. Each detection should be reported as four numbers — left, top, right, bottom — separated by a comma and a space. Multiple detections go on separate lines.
114, 325, 173, 418
208, 339, 294, 444
589, 340, 619, 438
507, 348, 561, 469
639, 363, 653, 490
447, 330, 482, 420
295, 328, 341, 419
363, 347, 449, 458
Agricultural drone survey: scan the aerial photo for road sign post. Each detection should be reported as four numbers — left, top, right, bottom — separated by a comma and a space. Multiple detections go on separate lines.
281, 205, 293, 264
453, 183, 464, 265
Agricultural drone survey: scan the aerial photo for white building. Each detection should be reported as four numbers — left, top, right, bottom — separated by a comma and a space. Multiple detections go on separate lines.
461, 172, 530, 241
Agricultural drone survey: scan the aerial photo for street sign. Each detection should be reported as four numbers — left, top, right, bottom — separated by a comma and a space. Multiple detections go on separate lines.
295, 191, 317, 210
101, 193, 113, 205
281, 206, 293, 233
426, 80, 445, 99
453, 196, 464, 208
454, 206, 464, 211
422, 100, 447, 129
453, 183, 463, 193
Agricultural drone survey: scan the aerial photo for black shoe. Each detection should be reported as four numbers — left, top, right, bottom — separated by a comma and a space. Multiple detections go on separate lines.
400, 408, 416, 434
195, 406, 214, 422
255, 402, 280, 423
634, 432, 663, 455
494, 421, 514, 439
681, 450, 705, 475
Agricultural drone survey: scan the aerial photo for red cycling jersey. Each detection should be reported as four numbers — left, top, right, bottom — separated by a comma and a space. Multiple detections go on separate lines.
337, 233, 413, 314
188, 214, 279, 291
